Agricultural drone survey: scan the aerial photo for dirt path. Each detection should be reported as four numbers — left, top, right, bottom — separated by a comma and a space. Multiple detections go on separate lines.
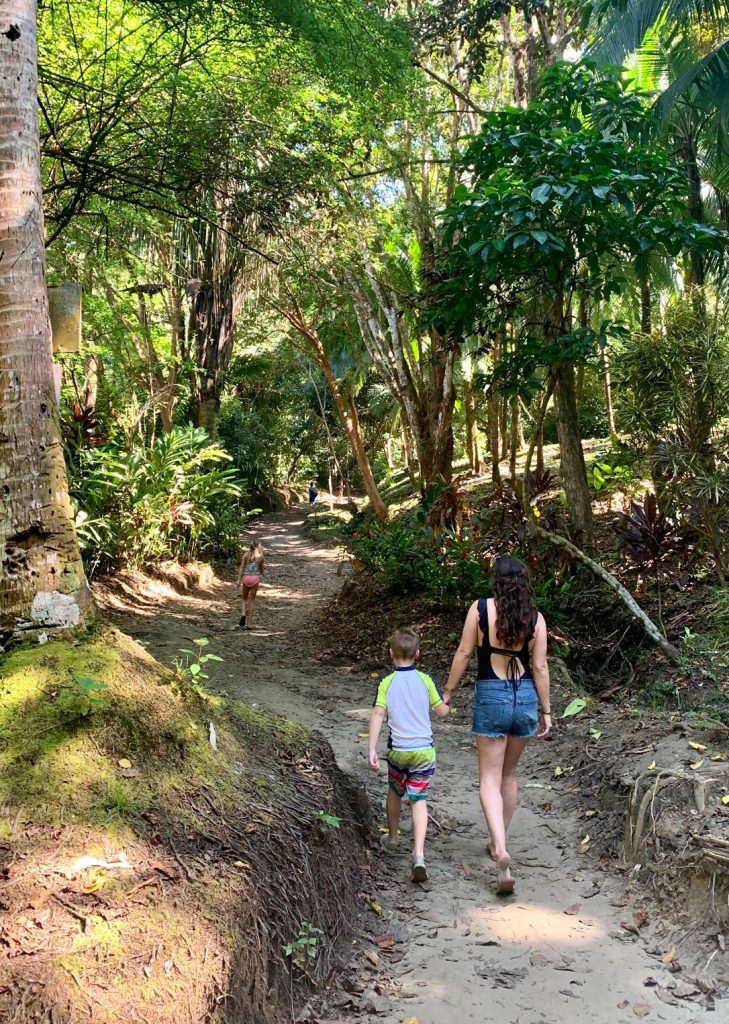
98, 507, 710, 1023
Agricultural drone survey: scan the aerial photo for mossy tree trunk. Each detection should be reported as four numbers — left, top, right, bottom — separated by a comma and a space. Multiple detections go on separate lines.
0, 0, 92, 640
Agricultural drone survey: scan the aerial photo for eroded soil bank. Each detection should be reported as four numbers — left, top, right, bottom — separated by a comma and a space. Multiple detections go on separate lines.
97, 505, 729, 1023
0, 625, 365, 1024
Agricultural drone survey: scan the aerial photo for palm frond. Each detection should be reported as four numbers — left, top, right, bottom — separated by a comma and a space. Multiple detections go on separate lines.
591, 0, 729, 65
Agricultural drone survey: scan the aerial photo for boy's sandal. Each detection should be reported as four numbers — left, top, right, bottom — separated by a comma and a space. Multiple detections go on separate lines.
411, 857, 428, 883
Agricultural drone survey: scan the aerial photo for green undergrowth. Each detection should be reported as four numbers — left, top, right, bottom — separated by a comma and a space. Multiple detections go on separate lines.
0, 628, 366, 1024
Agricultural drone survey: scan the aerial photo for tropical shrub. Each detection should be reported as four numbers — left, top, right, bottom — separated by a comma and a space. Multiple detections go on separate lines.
67, 426, 245, 574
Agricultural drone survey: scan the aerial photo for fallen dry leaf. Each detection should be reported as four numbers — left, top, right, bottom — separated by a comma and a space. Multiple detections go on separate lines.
364, 949, 379, 966
722, 795, 729, 806
585, 809, 597, 818
366, 899, 383, 916
710, 752, 728, 761
232, 861, 251, 871
655, 988, 679, 1007
688, 741, 706, 752
149, 860, 177, 880
633, 1004, 650, 1017
647, 760, 657, 770
660, 945, 677, 964
118, 758, 132, 769
672, 980, 699, 998
689, 759, 704, 770
633, 910, 649, 930
83, 869, 106, 894
462, 862, 471, 877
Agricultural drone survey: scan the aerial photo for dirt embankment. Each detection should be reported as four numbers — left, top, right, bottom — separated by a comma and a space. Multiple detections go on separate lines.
0, 627, 367, 1024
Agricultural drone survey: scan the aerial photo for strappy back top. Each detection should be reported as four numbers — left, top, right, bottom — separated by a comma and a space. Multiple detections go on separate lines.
243, 559, 261, 576
476, 598, 538, 682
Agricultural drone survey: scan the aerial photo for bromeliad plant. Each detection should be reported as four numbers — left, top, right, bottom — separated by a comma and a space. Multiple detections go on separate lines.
67, 425, 243, 574
613, 493, 686, 575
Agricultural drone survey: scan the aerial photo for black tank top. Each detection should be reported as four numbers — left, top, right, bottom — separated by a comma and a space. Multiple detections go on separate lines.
476, 598, 537, 682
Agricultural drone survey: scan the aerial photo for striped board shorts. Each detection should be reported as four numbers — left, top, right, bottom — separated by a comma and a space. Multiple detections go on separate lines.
386, 747, 436, 802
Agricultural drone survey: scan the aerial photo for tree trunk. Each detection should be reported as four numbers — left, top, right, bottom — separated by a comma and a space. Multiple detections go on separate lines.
682, 132, 705, 288
509, 393, 520, 481
0, 0, 92, 641
500, 397, 509, 461
343, 393, 388, 522
575, 364, 585, 417
603, 348, 616, 436
488, 394, 501, 486
554, 361, 594, 548
400, 417, 418, 489
640, 278, 651, 335
282, 301, 388, 522
187, 275, 236, 437
522, 372, 556, 510
463, 370, 481, 474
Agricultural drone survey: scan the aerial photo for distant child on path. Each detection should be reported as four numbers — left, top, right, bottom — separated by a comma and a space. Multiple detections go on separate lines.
368, 628, 450, 882
237, 539, 264, 630
308, 482, 318, 506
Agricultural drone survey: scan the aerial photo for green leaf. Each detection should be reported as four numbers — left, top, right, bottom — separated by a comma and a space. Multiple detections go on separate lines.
531, 183, 552, 204
189, 663, 201, 676
592, 185, 610, 199
193, 638, 209, 647
562, 697, 588, 718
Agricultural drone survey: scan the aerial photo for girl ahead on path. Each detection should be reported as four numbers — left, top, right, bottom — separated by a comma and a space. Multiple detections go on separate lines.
443, 555, 551, 895
237, 540, 264, 630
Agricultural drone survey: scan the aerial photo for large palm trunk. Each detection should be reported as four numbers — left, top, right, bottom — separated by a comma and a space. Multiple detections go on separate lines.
187, 277, 236, 437
0, 0, 91, 640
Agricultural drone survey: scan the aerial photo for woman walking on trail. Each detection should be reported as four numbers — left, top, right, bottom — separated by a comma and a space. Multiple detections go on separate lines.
442, 555, 551, 895
237, 540, 264, 630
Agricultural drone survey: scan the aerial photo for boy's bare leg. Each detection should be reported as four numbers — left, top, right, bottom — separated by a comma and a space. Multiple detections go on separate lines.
386, 788, 402, 842
410, 799, 428, 860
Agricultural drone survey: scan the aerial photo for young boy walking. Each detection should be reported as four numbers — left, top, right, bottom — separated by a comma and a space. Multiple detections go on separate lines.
368, 627, 450, 882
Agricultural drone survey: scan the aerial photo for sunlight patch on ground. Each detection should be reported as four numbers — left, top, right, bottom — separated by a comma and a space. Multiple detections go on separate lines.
344, 707, 373, 721
465, 902, 605, 947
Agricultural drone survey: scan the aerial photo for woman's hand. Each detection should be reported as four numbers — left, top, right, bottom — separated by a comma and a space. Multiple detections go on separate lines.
368, 749, 380, 772
537, 711, 552, 739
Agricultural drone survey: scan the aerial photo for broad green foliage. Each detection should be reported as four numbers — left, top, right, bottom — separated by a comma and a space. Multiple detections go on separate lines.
439, 61, 724, 353
67, 427, 244, 574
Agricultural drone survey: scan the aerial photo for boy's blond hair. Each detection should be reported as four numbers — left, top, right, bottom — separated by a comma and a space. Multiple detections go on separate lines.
390, 627, 420, 662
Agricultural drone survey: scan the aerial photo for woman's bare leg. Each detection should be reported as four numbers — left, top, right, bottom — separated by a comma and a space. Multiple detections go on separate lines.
501, 736, 529, 835
485, 736, 529, 858
476, 736, 508, 862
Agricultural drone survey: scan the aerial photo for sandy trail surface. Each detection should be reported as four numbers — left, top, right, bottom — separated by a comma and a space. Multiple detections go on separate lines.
99, 506, 711, 1024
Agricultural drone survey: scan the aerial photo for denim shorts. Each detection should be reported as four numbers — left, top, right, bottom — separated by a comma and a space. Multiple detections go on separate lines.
472, 678, 538, 739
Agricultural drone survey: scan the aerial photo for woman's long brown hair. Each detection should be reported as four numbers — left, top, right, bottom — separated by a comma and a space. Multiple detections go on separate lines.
492, 555, 536, 648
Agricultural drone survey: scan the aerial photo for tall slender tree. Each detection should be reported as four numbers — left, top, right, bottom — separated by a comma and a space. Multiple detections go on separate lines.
0, 0, 92, 640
